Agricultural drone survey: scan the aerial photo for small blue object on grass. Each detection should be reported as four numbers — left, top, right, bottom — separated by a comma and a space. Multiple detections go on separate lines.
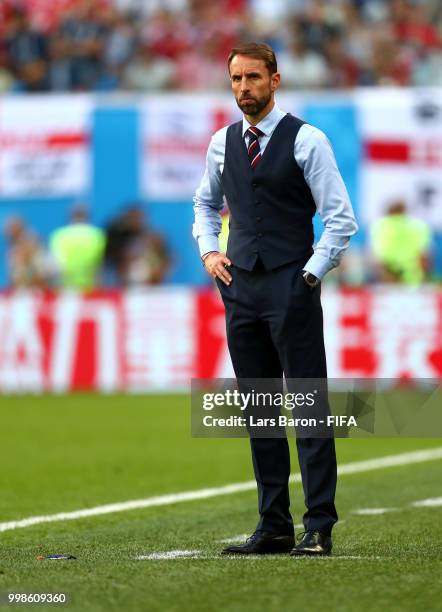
36, 554, 76, 560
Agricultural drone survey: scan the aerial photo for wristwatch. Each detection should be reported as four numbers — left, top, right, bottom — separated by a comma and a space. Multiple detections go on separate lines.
302, 270, 320, 288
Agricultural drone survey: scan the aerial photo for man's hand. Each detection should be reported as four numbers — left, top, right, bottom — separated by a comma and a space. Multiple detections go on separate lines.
302, 270, 320, 288
203, 252, 232, 285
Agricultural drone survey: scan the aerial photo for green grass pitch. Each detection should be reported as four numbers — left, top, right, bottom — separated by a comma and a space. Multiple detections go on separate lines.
0, 394, 441, 611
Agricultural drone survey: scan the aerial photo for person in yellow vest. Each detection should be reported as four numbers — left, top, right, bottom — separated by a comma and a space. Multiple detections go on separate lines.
218, 207, 230, 255
50, 204, 106, 291
370, 200, 432, 284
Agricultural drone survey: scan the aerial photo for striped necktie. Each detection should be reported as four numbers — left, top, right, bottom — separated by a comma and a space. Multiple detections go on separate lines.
246, 126, 263, 169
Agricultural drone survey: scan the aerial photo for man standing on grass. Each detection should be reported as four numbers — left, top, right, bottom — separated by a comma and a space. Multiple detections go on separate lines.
193, 43, 357, 556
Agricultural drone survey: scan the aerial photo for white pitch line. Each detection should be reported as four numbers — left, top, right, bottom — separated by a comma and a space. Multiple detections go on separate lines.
135, 550, 202, 560
290, 555, 383, 561
411, 497, 442, 507
1, 446, 442, 534
135, 551, 384, 561
352, 508, 397, 515
219, 534, 249, 544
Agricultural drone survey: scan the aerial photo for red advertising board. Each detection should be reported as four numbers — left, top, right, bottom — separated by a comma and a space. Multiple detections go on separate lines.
1, 287, 441, 393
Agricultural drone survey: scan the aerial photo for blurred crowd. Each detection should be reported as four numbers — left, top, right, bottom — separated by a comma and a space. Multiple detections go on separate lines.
4, 204, 170, 290
4, 197, 436, 290
0, 0, 441, 94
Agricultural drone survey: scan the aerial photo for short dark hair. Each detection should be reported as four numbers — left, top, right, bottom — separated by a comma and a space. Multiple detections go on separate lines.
227, 42, 277, 75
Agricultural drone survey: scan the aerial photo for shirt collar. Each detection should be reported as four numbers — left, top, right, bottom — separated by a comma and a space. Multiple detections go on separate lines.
242, 104, 286, 138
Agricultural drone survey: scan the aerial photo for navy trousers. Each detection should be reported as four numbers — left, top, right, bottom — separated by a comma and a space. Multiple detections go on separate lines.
216, 258, 338, 536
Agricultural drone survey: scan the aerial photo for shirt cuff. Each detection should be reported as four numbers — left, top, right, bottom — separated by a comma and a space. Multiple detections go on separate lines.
302, 252, 334, 280
198, 235, 220, 258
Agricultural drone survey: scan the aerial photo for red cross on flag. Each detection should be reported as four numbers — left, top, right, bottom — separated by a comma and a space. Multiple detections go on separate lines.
357, 89, 442, 230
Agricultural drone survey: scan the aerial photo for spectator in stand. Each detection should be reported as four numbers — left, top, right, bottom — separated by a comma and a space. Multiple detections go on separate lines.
393, 0, 440, 50
370, 200, 432, 284
0, 44, 14, 92
105, 206, 170, 286
142, 8, 191, 61
389, 0, 441, 86
297, 2, 334, 54
411, 43, 442, 86
50, 204, 106, 291
122, 43, 175, 91
343, 1, 379, 76
0, 1, 15, 37
323, 29, 360, 88
6, 9, 49, 92
4, 216, 53, 289
364, 25, 411, 86
56, 0, 107, 90
187, 1, 246, 58
175, 0, 248, 89
97, 5, 137, 90
175, 37, 229, 90
248, 0, 295, 43
278, 22, 328, 89
47, 24, 72, 90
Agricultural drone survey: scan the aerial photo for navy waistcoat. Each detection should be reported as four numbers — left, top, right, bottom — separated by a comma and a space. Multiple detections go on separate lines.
221, 113, 316, 271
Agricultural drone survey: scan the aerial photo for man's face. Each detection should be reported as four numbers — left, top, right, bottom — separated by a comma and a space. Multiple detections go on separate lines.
229, 55, 280, 117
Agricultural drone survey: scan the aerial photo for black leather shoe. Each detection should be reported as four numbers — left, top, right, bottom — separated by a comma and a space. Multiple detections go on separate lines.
222, 531, 295, 555
290, 531, 332, 556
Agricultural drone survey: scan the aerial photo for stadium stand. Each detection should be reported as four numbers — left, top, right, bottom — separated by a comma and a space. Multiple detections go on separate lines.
0, 0, 440, 92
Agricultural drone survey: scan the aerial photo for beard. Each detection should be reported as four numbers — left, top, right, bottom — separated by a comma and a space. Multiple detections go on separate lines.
236, 91, 272, 116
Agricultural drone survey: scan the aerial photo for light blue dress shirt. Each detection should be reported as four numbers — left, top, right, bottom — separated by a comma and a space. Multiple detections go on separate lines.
193, 103, 358, 279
